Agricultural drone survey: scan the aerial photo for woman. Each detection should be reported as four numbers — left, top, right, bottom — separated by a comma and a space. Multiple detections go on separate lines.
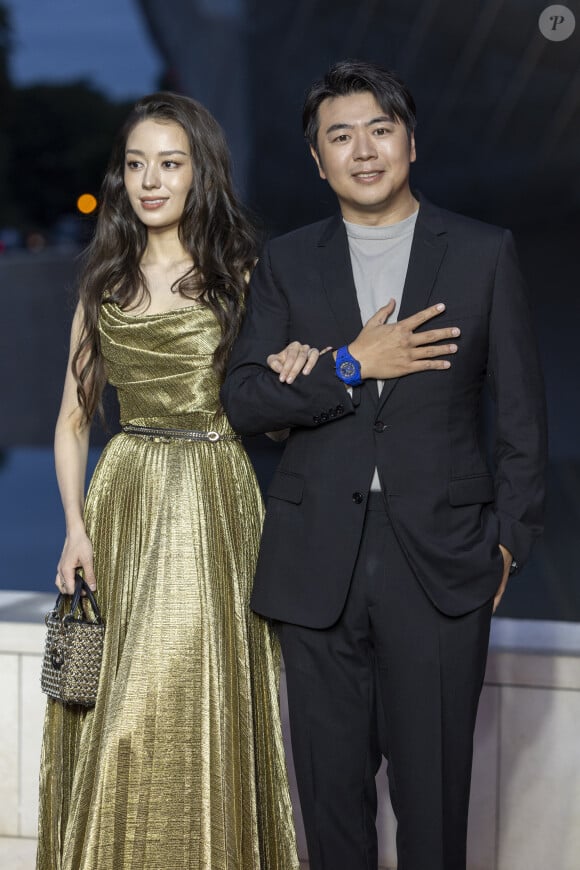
36, 93, 301, 869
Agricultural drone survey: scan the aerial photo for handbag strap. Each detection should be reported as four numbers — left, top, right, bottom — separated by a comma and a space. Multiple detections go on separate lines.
64, 572, 104, 624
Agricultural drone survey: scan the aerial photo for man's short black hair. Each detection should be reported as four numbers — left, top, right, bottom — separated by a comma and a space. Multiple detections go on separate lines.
303, 59, 417, 151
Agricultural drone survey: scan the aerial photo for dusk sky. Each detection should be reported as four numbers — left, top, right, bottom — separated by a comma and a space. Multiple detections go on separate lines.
4, 0, 162, 99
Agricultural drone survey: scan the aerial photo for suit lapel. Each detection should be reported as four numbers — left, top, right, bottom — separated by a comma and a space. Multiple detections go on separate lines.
317, 217, 379, 403
378, 201, 448, 411
317, 216, 364, 342
315, 202, 448, 411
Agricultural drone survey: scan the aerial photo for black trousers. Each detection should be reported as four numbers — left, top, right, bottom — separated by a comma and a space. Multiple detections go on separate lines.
277, 494, 493, 870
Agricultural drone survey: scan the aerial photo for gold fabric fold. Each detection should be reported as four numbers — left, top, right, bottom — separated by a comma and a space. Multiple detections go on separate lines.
36, 303, 299, 869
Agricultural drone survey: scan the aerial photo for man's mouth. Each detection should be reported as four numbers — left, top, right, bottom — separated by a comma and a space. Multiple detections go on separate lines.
352, 170, 384, 182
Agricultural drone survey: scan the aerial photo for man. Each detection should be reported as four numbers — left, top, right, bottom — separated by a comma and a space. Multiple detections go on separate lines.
221, 60, 546, 870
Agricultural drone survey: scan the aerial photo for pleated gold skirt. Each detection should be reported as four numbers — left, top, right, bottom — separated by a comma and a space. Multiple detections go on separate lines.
36, 433, 299, 869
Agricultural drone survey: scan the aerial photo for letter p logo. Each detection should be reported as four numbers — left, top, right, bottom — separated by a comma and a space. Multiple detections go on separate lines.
539, 5, 576, 41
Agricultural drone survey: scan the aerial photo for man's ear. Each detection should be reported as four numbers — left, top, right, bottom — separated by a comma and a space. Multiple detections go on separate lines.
310, 144, 326, 180
409, 131, 417, 164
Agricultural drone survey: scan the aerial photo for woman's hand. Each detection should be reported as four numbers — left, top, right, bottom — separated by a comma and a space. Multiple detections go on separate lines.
267, 342, 332, 384
266, 429, 291, 442
56, 528, 96, 594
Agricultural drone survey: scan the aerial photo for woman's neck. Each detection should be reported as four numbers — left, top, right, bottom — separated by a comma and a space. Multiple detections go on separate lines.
141, 229, 192, 270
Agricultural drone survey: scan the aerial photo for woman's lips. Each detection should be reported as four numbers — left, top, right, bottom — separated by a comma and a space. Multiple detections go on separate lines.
140, 198, 168, 209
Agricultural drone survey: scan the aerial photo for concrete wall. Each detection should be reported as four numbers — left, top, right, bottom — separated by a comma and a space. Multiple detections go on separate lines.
1, 597, 580, 869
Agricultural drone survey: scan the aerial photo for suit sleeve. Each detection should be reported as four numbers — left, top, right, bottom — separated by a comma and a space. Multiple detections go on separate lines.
488, 230, 548, 568
221, 242, 355, 434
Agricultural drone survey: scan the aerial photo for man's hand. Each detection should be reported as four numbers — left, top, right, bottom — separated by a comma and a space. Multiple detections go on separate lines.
267, 343, 332, 384
494, 544, 513, 613
347, 300, 460, 380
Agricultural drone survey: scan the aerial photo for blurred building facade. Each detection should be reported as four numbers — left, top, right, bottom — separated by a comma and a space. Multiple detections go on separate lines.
138, 0, 580, 232
1, 0, 578, 618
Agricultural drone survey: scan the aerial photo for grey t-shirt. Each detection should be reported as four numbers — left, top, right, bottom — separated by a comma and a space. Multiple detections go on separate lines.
344, 209, 418, 489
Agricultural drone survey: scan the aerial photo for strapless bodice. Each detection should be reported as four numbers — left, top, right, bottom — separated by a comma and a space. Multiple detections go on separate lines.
99, 302, 232, 433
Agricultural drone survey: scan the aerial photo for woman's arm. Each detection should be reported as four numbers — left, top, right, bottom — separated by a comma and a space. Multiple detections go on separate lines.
54, 303, 97, 593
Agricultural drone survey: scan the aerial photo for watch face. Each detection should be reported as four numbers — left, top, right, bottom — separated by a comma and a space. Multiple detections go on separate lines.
340, 360, 357, 379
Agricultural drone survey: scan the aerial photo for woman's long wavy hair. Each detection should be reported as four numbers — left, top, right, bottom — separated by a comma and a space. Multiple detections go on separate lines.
73, 92, 258, 423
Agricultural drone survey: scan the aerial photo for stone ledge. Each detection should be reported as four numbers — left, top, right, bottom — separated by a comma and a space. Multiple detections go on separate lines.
0, 592, 54, 655
490, 617, 580, 655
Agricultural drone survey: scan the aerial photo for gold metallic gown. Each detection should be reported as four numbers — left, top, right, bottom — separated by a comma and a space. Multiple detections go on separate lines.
36, 302, 299, 870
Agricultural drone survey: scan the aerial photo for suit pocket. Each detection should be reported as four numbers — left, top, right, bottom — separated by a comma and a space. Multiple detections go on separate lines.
448, 474, 494, 506
267, 470, 304, 504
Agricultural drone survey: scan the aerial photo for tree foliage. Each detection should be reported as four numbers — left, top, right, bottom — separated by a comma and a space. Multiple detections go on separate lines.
0, 3, 12, 216
0, 2, 133, 232
4, 82, 132, 229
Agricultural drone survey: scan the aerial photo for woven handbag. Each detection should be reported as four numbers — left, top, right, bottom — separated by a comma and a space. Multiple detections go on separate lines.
41, 573, 105, 707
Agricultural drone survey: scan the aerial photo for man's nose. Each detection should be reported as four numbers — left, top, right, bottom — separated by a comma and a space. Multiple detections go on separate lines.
352, 130, 377, 161
142, 163, 161, 188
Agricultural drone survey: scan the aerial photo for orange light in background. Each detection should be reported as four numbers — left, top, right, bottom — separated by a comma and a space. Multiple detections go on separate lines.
77, 193, 98, 214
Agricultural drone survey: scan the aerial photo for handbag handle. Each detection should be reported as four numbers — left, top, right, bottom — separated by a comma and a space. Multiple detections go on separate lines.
64, 572, 104, 624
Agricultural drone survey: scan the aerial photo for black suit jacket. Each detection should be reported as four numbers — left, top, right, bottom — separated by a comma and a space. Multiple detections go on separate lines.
221, 199, 547, 626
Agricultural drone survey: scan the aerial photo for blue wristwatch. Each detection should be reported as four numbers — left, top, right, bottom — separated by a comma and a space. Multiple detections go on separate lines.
335, 345, 362, 386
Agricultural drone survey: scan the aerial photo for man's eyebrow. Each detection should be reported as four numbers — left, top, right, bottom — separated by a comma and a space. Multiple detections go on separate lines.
324, 115, 395, 136
367, 115, 395, 125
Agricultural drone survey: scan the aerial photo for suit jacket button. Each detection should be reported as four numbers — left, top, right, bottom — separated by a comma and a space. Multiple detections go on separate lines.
320, 411, 329, 422
373, 420, 388, 433
352, 491, 364, 504
313, 415, 320, 424
336, 404, 344, 414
